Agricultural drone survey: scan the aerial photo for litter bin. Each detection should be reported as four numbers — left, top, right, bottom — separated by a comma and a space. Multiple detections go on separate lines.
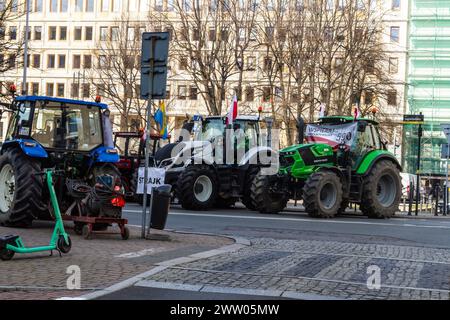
150, 184, 172, 230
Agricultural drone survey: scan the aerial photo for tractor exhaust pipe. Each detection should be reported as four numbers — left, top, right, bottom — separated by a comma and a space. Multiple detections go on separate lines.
296, 117, 305, 144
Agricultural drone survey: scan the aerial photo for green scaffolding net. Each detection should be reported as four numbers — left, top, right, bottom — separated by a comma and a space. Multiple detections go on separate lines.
405, 0, 450, 176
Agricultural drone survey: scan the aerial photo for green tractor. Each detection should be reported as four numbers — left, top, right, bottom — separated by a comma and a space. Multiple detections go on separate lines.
250, 116, 402, 218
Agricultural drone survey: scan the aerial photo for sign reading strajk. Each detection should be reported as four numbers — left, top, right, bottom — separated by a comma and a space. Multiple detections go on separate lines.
305, 123, 358, 148
137, 167, 166, 194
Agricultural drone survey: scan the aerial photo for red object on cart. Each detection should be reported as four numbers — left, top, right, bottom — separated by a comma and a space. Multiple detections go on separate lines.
72, 216, 129, 240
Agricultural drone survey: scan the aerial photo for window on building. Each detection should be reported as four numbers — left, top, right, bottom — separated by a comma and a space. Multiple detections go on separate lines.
167, 0, 175, 11
265, 26, 274, 41
57, 83, 65, 97
46, 83, 54, 96
82, 83, 90, 98
85, 26, 93, 40
34, 26, 42, 40
59, 26, 67, 40
86, 0, 94, 11
100, 27, 108, 41
140, 0, 149, 11
111, 27, 119, 41
34, 0, 43, 12
246, 87, 254, 102
392, 0, 400, 9
178, 85, 187, 99
263, 56, 272, 72
58, 55, 66, 68
247, 56, 255, 71
112, 0, 120, 12
26, 54, 30, 68
84, 55, 92, 69
9, 26, 17, 40
326, 0, 334, 10
47, 54, 55, 68
335, 57, 344, 73
101, 0, 109, 11
128, 0, 137, 11
23, 26, 31, 41
165, 85, 171, 99
189, 86, 197, 100
61, 0, 68, 12
365, 60, 375, 74
387, 90, 397, 105
8, 54, 15, 68
49, 0, 57, 12
179, 57, 188, 70
324, 27, 333, 41
365, 91, 374, 105
49, 26, 57, 40
75, 27, 84, 40
71, 83, 79, 97
99, 55, 108, 68
97, 84, 105, 95
73, 55, 81, 68
262, 87, 271, 102
389, 57, 398, 74
31, 83, 39, 95
155, 0, 163, 11
390, 26, 399, 43
32, 54, 40, 68
0, 27, 4, 40
75, 0, 83, 11
127, 27, 135, 41
209, 28, 216, 41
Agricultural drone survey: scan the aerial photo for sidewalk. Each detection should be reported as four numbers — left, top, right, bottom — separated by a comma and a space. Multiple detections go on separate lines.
0, 221, 232, 300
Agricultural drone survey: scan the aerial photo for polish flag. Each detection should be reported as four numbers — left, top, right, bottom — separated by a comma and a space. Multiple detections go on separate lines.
354, 105, 361, 120
226, 95, 238, 125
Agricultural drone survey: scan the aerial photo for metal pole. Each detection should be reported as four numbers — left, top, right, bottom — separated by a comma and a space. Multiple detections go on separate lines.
141, 36, 155, 239
21, 0, 30, 95
445, 144, 449, 216
415, 121, 422, 216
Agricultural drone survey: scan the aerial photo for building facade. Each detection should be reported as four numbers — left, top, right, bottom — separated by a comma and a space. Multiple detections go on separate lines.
1, 0, 408, 155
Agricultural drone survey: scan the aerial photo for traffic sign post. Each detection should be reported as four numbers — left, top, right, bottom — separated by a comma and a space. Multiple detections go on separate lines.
403, 113, 424, 216
140, 32, 169, 239
440, 123, 450, 216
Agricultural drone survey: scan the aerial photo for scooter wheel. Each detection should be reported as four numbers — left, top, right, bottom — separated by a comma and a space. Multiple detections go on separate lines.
0, 248, 15, 261
58, 235, 72, 254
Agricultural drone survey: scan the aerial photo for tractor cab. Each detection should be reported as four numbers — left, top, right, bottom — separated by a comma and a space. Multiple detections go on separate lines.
0, 95, 123, 227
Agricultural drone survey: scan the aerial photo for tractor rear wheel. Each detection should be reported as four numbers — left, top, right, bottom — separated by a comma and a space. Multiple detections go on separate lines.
241, 166, 260, 210
360, 160, 401, 219
177, 165, 218, 210
0, 148, 45, 227
250, 171, 288, 214
303, 171, 343, 218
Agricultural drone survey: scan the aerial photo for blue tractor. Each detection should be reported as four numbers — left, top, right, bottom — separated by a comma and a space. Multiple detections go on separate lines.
0, 95, 123, 227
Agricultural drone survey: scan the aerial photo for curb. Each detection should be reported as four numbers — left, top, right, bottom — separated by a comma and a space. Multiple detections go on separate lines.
58, 232, 250, 300
133, 280, 342, 300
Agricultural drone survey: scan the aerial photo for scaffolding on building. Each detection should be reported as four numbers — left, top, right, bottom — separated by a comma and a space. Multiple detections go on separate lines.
405, 0, 450, 177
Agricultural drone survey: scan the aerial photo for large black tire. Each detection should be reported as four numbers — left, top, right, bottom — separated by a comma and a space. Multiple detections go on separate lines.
302, 171, 343, 218
250, 171, 288, 214
0, 148, 46, 227
90, 164, 123, 218
360, 160, 401, 219
177, 165, 218, 210
91, 163, 122, 186
241, 166, 260, 210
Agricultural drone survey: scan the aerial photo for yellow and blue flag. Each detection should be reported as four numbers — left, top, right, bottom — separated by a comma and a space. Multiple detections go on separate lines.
154, 100, 168, 139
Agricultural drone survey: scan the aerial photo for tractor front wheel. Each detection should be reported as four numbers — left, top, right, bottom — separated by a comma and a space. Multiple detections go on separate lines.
303, 171, 343, 218
360, 160, 401, 219
0, 148, 45, 227
250, 171, 288, 214
177, 165, 218, 210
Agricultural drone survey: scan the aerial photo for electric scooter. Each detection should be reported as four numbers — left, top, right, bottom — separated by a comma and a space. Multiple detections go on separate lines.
0, 169, 72, 261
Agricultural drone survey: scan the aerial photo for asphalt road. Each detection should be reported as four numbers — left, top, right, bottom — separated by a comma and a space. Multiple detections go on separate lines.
106, 203, 450, 300
123, 203, 450, 249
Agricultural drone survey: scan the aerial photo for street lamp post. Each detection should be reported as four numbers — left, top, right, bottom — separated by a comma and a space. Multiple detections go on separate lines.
22, 0, 30, 95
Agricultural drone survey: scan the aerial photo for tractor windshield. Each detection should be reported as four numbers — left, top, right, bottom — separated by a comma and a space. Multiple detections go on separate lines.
194, 118, 224, 142
31, 101, 103, 151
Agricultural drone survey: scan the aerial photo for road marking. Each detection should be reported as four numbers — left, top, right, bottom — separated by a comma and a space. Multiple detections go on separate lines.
123, 209, 450, 230
114, 248, 158, 259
